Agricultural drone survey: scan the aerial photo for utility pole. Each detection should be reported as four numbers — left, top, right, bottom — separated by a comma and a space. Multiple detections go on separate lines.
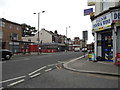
66, 26, 70, 51
34, 11, 45, 55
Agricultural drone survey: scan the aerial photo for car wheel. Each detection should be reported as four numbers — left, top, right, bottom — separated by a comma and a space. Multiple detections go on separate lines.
5, 55, 11, 60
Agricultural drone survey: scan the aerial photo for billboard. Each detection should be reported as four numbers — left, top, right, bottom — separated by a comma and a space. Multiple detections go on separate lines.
84, 8, 93, 16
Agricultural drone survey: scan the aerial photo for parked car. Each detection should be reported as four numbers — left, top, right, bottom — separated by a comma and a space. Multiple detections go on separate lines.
1, 49, 13, 60
82, 48, 87, 52
74, 47, 80, 52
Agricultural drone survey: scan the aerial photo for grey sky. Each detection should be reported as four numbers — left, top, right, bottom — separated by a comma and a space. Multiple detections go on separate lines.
0, 0, 94, 44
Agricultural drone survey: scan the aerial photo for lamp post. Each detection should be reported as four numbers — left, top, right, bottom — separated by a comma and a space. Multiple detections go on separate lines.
66, 26, 70, 51
34, 11, 45, 55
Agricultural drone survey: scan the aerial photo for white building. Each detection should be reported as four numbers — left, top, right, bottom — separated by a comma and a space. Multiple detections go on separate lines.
22, 28, 53, 44
90, 0, 120, 62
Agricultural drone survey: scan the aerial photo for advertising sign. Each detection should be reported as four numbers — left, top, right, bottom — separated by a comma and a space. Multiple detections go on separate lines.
112, 11, 120, 23
92, 13, 112, 31
84, 8, 93, 16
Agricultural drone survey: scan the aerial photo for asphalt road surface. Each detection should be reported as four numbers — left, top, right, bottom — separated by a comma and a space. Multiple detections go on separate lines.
1, 52, 84, 88
13, 69, 119, 88
1, 52, 119, 89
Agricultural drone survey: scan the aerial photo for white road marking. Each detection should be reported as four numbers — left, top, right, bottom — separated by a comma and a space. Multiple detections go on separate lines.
0, 87, 3, 90
68, 54, 88, 63
47, 64, 55, 67
57, 61, 65, 63
0, 76, 26, 84
30, 73, 41, 78
45, 68, 52, 72
0, 61, 6, 63
7, 79, 25, 87
29, 66, 47, 76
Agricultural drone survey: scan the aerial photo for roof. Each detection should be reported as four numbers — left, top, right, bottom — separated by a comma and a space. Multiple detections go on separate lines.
0, 18, 22, 26
41, 29, 66, 37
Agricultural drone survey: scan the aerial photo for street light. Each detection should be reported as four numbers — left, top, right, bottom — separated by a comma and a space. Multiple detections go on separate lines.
66, 26, 70, 51
34, 11, 45, 55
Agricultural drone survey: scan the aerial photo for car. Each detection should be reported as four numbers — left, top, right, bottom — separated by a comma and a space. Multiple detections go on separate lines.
74, 47, 80, 52
1, 49, 13, 60
82, 48, 87, 52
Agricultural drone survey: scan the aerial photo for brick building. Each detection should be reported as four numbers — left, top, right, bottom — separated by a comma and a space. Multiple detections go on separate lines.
0, 18, 22, 53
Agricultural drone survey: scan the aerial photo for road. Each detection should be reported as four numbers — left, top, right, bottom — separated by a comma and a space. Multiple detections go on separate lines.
13, 69, 119, 88
1, 52, 119, 89
1, 52, 84, 88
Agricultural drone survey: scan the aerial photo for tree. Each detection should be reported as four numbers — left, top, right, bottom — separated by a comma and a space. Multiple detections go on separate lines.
21, 24, 37, 37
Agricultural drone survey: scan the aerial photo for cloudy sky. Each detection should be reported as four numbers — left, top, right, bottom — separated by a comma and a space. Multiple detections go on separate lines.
0, 0, 95, 44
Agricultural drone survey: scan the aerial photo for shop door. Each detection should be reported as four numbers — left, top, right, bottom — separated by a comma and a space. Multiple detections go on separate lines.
102, 32, 113, 61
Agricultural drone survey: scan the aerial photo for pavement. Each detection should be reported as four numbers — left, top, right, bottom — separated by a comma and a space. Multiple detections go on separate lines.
63, 55, 120, 77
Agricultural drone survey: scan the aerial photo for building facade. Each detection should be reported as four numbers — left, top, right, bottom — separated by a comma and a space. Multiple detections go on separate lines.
91, 1, 120, 62
22, 28, 67, 52
0, 18, 22, 53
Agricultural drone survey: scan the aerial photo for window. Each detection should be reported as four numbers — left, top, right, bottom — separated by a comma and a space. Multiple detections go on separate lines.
2, 22, 5, 27
11, 33, 18, 40
102, 0, 114, 11
17, 26, 20, 30
28, 39, 31, 42
10, 24, 14, 29
0, 20, 2, 27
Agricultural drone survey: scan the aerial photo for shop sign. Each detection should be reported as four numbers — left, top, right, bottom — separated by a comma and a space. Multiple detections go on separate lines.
92, 13, 112, 31
112, 11, 120, 23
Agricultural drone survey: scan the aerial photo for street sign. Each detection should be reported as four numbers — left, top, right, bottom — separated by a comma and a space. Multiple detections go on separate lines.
83, 31, 88, 40
84, 8, 93, 16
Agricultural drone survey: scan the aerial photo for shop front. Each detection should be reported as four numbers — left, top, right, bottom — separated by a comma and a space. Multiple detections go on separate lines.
92, 7, 120, 63
101, 30, 113, 61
